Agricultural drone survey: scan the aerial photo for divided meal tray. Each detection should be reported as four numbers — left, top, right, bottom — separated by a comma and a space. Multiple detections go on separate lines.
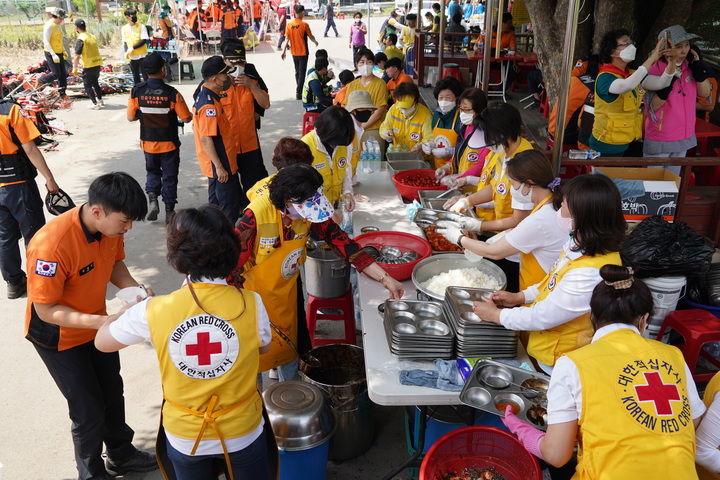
460, 359, 551, 430
383, 299, 454, 360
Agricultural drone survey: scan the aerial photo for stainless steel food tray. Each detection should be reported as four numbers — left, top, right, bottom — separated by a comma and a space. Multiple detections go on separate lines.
411, 255, 507, 302
418, 189, 473, 214
387, 159, 430, 174
459, 359, 550, 430
383, 299, 454, 359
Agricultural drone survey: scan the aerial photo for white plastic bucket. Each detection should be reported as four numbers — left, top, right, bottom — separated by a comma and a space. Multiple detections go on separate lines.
642, 324, 670, 343
643, 276, 686, 333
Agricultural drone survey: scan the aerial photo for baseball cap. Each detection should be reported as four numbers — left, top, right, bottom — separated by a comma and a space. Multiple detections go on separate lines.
658, 25, 701, 45
45, 189, 76, 216
290, 187, 334, 223
294, 4, 305, 14
46, 7, 66, 17
344, 90, 376, 112
221, 38, 246, 63
74, 18, 86, 29
143, 52, 165, 74
201, 56, 236, 77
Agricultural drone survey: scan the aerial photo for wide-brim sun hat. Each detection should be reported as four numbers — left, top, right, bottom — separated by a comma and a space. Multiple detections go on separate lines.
658, 25, 701, 45
345, 90, 377, 112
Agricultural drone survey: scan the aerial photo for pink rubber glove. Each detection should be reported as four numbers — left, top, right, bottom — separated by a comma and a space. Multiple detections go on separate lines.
501, 405, 546, 460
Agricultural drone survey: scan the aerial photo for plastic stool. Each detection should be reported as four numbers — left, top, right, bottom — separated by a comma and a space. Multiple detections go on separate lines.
538, 89, 549, 118
302, 111, 320, 136
656, 309, 720, 382
180, 61, 195, 80
441, 63, 462, 85
306, 291, 356, 347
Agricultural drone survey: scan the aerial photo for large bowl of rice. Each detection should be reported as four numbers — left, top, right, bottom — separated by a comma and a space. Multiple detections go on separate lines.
411, 254, 507, 301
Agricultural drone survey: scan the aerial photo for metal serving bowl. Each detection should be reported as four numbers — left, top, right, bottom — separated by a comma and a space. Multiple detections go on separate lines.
262, 380, 337, 451
411, 254, 507, 302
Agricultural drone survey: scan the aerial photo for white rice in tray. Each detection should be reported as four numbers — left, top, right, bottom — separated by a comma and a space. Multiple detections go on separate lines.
421, 268, 501, 296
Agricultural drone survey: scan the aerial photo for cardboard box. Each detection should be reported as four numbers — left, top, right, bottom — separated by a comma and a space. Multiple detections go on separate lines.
595, 167, 680, 222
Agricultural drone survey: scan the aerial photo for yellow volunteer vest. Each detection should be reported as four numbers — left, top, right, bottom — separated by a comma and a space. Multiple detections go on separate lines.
592, 71, 643, 145
518, 195, 554, 291
123, 23, 149, 56
431, 110, 459, 169
244, 194, 310, 373
350, 130, 361, 176
567, 329, 697, 480
77, 32, 102, 68
46, 19, 64, 54
479, 138, 534, 223
246, 173, 276, 202
698, 372, 720, 480
146, 285, 263, 443
387, 103, 432, 151
457, 144, 483, 177
527, 249, 621, 366
302, 130, 350, 207
221, 82, 260, 154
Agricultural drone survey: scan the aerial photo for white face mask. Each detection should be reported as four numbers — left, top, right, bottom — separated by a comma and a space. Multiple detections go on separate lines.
459, 111, 474, 125
438, 100, 455, 114
510, 183, 533, 204
285, 204, 303, 219
234, 65, 245, 76
400, 105, 417, 118
355, 19, 361, 24
618, 44, 636, 63
555, 208, 574, 235
488, 144, 505, 155
358, 64, 373, 76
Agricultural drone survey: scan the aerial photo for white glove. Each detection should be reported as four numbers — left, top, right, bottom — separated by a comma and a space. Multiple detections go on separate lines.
53, 54, 61, 64
422, 142, 433, 155
464, 175, 480, 186
439, 174, 458, 187
436, 224, 463, 245
435, 163, 452, 179
457, 216, 483, 232
384, 130, 394, 142
450, 176, 468, 189
432, 147, 454, 158
448, 197, 471, 213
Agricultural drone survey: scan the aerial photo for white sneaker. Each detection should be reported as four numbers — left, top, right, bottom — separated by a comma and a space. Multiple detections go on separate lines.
97, 100, 105, 108
87, 103, 100, 110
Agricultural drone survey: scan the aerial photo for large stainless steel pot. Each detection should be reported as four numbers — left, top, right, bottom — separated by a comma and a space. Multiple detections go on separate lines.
411, 254, 507, 301
304, 242, 350, 299
263, 380, 337, 451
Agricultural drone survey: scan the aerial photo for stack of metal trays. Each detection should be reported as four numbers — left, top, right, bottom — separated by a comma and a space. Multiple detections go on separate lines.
383, 299, 455, 359
444, 286, 518, 358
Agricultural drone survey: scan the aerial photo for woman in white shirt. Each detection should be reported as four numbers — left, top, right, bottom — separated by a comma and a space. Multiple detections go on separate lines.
473, 174, 625, 373
437, 149, 567, 291
696, 371, 720, 478
96, 205, 275, 479
500, 265, 705, 478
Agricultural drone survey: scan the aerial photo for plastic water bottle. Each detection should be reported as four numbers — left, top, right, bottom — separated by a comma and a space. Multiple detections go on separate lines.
568, 149, 601, 159
340, 202, 354, 235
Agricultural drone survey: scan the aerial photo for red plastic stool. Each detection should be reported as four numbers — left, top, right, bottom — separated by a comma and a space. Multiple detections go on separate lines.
302, 111, 320, 136
538, 89, 549, 118
656, 309, 720, 382
441, 63, 462, 85
306, 291, 356, 347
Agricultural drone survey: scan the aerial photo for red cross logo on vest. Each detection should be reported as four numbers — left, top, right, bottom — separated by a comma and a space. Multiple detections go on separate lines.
185, 332, 223, 366
634, 371, 681, 416
436, 139, 446, 148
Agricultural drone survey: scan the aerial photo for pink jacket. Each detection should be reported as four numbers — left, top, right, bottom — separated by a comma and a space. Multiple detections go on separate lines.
644, 60, 697, 143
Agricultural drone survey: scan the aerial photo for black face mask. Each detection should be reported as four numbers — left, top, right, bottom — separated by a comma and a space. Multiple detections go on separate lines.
353, 110, 372, 123
131, 15, 138, 23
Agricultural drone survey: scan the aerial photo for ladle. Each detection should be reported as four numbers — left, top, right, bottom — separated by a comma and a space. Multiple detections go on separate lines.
269, 322, 321, 369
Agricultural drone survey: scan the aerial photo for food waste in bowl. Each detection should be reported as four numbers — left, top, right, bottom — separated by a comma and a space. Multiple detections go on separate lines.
354, 231, 432, 281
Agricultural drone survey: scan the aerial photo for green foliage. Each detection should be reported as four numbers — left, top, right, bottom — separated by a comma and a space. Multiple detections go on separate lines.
687, 1, 720, 52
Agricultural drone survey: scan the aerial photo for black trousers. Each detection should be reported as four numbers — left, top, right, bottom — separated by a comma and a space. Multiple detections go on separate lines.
40, 51, 67, 93
236, 148, 269, 210
82, 65, 103, 103
129, 58, 148, 85
208, 172, 243, 225
292, 55, 308, 98
33, 341, 136, 480
144, 148, 180, 204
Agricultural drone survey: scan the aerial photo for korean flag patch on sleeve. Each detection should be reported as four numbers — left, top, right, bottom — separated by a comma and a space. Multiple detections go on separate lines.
205, 108, 217, 117
35, 259, 58, 277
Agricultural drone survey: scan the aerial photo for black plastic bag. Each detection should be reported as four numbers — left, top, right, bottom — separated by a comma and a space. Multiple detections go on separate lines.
620, 215, 715, 279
